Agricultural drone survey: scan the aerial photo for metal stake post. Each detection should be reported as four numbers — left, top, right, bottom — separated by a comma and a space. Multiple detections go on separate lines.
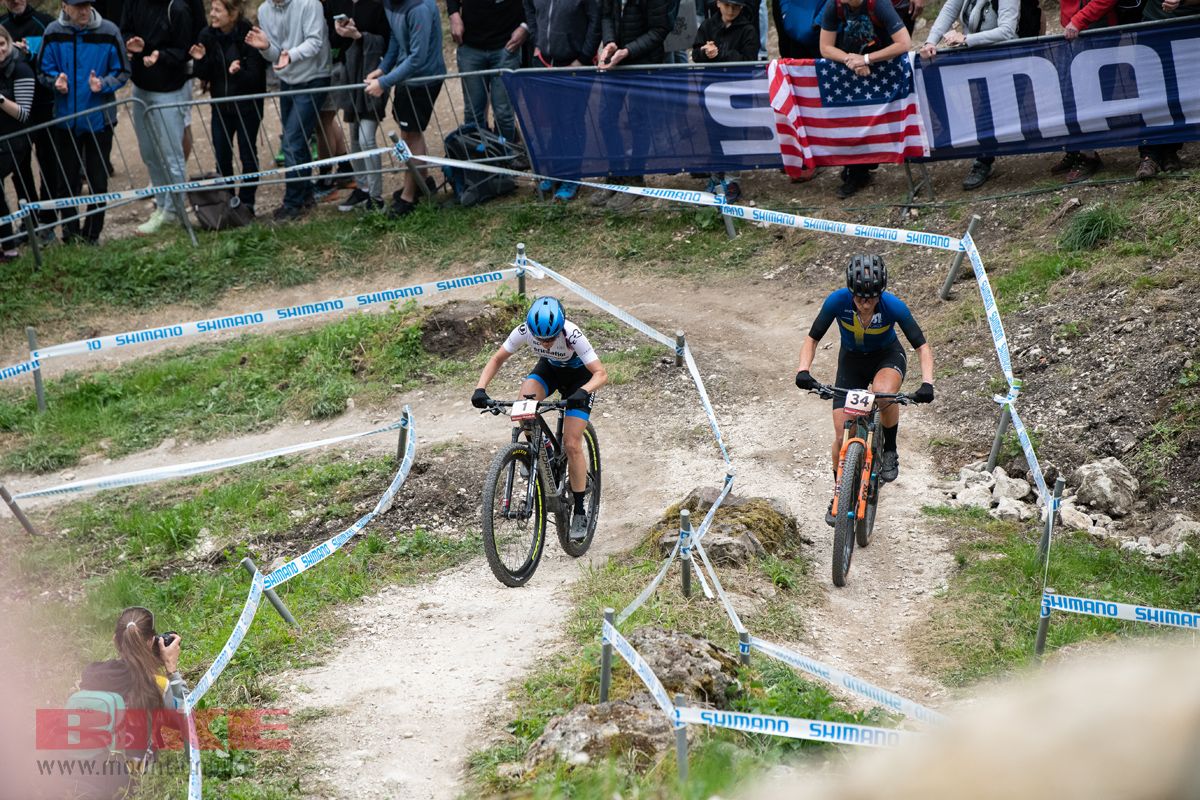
679, 509, 692, 598
674, 693, 689, 784
1, 484, 41, 536
516, 243, 526, 298
939, 215, 982, 300
1038, 477, 1066, 565
985, 404, 1013, 473
396, 421, 409, 466
599, 607, 614, 703
1035, 588, 1055, 658
241, 557, 299, 629
25, 327, 45, 413
675, 331, 685, 368
21, 204, 42, 270
739, 631, 750, 666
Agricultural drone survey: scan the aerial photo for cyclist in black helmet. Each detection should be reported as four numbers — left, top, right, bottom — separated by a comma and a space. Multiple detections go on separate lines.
795, 255, 935, 524
472, 297, 608, 540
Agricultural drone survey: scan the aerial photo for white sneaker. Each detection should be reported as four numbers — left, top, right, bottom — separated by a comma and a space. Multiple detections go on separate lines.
136, 209, 175, 235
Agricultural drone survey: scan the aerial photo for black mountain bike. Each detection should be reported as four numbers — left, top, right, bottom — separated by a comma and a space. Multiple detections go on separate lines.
479, 398, 602, 587
808, 384, 913, 587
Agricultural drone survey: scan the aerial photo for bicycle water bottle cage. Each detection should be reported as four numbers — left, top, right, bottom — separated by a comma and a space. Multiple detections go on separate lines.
510, 399, 539, 421
843, 389, 875, 417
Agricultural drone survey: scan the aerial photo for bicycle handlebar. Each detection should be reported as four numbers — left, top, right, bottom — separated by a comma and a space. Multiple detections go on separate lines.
809, 383, 914, 405
480, 398, 569, 416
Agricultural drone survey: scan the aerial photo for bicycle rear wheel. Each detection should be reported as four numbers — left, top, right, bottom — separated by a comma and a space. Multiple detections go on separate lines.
832, 442, 864, 587
559, 423, 602, 557
481, 443, 547, 587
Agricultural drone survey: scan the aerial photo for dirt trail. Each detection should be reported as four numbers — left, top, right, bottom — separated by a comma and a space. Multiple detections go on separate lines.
4, 271, 958, 797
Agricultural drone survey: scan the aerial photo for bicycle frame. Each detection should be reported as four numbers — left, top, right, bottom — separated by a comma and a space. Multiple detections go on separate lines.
503, 404, 570, 519
832, 412, 877, 520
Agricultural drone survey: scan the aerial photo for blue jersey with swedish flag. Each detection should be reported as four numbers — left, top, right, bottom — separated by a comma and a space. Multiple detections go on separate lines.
809, 288, 927, 354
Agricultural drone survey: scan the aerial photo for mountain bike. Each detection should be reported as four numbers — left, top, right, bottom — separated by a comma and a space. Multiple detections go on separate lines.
479, 398, 602, 587
808, 384, 913, 587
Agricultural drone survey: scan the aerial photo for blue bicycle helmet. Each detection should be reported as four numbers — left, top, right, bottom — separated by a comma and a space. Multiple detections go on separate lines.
526, 297, 566, 339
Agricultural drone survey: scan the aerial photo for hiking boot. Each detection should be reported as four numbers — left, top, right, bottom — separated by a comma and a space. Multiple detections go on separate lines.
836, 177, 862, 199
1162, 152, 1183, 172
337, 188, 372, 212
1049, 152, 1080, 175
606, 189, 641, 211
723, 181, 742, 204
313, 179, 337, 201
537, 178, 555, 195
271, 204, 308, 223
589, 188, 615, 207
1065, 154, 1102, 184
569, 509, 589, 542
962, 159, 993, 191
553, 183, 578, 202
1135, 156, 1159, 180
880, 450, 899, 483
825, 497, 836, 527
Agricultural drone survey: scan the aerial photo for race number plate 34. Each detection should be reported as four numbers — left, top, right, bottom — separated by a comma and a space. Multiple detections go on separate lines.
511, 399, 539, 421
843, 389, 874, 417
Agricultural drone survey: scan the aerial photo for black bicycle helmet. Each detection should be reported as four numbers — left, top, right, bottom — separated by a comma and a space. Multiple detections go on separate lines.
846, 254, 887, 298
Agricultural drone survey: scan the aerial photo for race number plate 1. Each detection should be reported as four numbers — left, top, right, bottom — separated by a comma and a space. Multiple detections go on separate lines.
843, 389, 874, 417
510, 399, 539, 421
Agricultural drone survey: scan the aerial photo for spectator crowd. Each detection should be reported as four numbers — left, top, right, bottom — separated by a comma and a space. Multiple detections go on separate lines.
0, 0, 1191, 255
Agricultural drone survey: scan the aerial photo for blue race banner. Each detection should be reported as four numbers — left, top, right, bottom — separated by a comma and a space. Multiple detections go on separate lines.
914, 19, 1200, 160
505, 20, 1200, 177
503, 65, 781, 179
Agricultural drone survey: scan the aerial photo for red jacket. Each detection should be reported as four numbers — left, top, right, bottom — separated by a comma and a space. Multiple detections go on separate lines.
1060, 0, 1117, 30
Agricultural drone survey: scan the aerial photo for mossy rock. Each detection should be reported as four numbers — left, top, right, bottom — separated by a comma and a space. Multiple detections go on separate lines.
646, 487, 802, 556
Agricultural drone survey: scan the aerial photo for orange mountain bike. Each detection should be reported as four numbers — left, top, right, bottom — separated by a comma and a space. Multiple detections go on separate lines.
808, 384, 914, 587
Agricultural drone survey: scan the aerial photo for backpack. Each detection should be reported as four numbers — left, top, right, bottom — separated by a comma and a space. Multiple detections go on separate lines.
441, 123, 519, 208
990, 0, 1044, 37
188, 173, 255, 231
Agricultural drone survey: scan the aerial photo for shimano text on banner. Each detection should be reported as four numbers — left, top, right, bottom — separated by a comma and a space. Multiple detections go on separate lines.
1042, 591, 1200, 630
675, 706, 909, 747
187, 570, 265, 712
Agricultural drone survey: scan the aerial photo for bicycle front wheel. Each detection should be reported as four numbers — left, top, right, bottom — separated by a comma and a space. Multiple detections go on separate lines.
559, 423, 602, 558
481, 442, 547, 587
832, 442, 864, 587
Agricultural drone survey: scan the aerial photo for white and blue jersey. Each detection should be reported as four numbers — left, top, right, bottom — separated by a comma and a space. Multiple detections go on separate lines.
502, 320, 599, 369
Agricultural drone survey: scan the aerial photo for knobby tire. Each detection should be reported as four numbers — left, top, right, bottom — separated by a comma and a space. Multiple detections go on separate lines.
558, 423, 602, 557
481, 443, 546, 587
833, 442, 864, 587
858, 467, 879, 548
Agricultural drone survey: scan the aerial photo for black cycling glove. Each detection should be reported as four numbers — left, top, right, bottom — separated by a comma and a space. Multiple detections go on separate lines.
914, 382, 935, 404
471, 388, 490, 409
566, 388, 590, 410
795, 370, 818, 391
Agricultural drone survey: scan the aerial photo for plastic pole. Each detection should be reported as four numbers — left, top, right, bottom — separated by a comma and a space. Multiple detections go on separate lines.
679, 509, 692, 598
940, 215, 981, 300
241, 557, 299, 629
600, 608, 614, 703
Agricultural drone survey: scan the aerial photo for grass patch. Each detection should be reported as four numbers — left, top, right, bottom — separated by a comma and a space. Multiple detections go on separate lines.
8, 453, 479, 800
466, 534, 898, 798
911, 505, 1200, 686
992, 252, 1085, 311
1058, 204, 1126, 251
1, 199, 773, 337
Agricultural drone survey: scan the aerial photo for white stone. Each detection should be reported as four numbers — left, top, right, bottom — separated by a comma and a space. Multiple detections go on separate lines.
1058, 503, 1093, 531
993, 474, 1032, 502
1072, 457, 1139, 518
955, 485, 995, 510
959, 468, 996, 490
1164, 515, 1200, 544
991, 496, 1033, 522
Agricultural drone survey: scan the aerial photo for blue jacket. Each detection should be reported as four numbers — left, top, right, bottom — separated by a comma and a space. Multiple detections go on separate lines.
377, 0, 445, 89
37, 9, 129, 133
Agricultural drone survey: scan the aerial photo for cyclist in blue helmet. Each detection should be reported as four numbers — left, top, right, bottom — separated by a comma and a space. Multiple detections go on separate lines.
473, 297, 608, 541
795, 255, 935, 524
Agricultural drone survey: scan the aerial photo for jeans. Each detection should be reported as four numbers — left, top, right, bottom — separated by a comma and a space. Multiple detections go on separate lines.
456, 44, 520, 142
131, 83, 191, 219
348, 117, 383, 199
279, 77, 329, 209
212, 101, 263, 209
50, 125, 114, 243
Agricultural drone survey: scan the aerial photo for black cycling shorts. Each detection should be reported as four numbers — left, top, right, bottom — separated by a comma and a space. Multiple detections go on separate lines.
832, 341, 907, 410
527, 358, 595, 420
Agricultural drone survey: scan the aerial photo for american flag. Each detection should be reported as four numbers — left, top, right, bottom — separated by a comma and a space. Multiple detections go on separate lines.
768, 55, 928, 179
